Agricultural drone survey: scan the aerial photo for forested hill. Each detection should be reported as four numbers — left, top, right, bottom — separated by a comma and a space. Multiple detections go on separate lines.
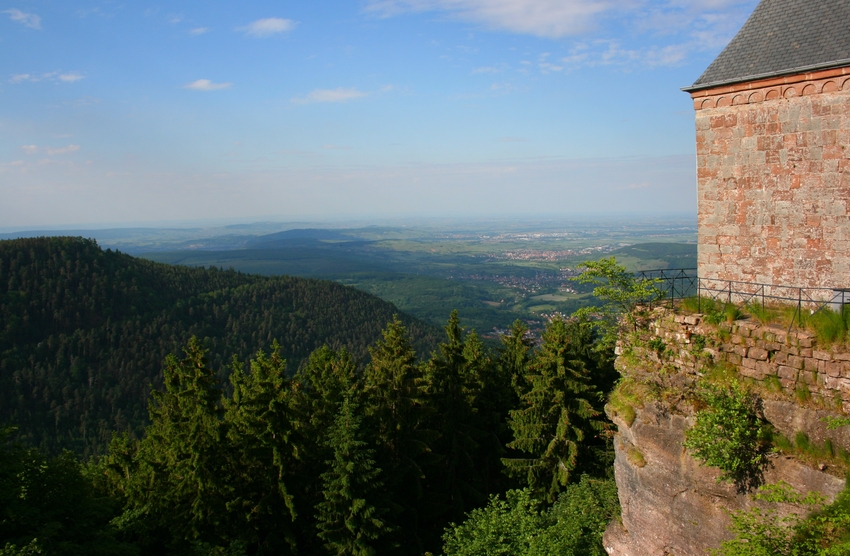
0, 237, 439, 456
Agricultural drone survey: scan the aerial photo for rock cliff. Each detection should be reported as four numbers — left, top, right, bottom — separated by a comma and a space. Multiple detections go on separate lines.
603, 308, 849, 555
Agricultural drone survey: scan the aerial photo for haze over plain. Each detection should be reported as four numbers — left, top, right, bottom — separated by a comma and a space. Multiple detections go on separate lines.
1, 0, 758, 228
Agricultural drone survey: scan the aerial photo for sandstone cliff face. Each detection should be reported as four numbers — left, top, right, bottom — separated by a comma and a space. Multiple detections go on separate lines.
603, 402, 845, 556
603, 309, 849, 555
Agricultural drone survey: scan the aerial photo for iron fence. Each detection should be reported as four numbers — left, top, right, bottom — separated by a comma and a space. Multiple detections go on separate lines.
634, 268, 850, 330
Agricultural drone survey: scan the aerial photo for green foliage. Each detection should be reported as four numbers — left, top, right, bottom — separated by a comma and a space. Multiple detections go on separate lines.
315, 393, 393, 556
0, 540, 43, 556
0, 236, 439, 456
701, 301, 744, 325
571, 257, 662, 347
714, 481, 850, 556
683, 383, 772, 492
503, 318, 609, 502
824, 416, 850, 430
441, 477, 619, 556
690, 333, 707, 353
808, 307, 850, 346
0, 427, 133, 555
647, 337, 666, 355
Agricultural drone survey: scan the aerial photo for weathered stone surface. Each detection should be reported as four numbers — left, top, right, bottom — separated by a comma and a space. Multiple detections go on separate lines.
694, 77, 850, 291
749, 347, 769, 360
604, 403, 845, 556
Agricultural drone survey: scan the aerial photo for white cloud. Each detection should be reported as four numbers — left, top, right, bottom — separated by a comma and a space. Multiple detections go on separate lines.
167, 13, 183, 24
291, 88, 369, 104
59, 72, 84, 82
183, 79, 232, 91
189, 27, 210, 35
21, 145, 39, 154
238, 17, 296, 37
9, 71, 84, 84
472, 66, 503, 74
46, 145, 81, 155
364, 0, 611, 38
3, 8, 41, 29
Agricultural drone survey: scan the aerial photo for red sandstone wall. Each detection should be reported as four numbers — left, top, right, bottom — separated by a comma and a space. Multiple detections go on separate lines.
691, 68, 850, 290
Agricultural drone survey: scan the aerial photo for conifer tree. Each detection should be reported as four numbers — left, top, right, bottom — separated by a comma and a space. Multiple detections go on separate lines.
315, 393, 392, 556
289, 346, 360, 550
422, 312, 485, 528
361, 317, 431, 552
503, 318, 606, 502
498, 320, 535, 399
222, 342, 298, 553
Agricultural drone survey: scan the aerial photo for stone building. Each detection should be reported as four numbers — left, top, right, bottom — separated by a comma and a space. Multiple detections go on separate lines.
684, 0, 850, 293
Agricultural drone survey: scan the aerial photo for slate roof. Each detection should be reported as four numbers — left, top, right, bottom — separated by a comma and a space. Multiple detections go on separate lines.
685, 0, 850, 91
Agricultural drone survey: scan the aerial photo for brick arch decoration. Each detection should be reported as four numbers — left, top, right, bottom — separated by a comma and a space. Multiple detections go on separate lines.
691, 67, 850, 111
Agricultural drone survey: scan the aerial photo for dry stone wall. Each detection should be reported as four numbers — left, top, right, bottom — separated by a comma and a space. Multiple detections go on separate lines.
605, 307, 850, 555
690, 67, 850, 290
648, 310, 850, 413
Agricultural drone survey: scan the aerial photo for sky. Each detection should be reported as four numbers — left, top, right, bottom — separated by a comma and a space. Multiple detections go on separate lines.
0, 0, 760, 229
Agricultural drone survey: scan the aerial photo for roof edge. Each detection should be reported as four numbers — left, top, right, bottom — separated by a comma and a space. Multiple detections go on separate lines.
682, 58, 850, 93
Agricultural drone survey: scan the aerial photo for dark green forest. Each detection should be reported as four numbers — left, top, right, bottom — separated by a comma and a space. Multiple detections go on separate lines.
0, 237, 620, 555
0, 237, 439, 456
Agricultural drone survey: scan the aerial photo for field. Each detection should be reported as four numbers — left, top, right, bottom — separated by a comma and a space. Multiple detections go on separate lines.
5, 216, 697, 335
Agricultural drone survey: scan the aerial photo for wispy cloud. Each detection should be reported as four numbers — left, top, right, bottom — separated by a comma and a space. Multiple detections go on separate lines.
622, 181, 652, 190
22, 144, 81, 155
472, 65, 504, 74
238, 17, 296, 37
183, 79, 232, 91
364, 0, 610, 38
291, 88, 369, 104
3, 8, 41, 29
9, 71, 84, 84
189, 27, 210, 35
46, 145, 81, 155
367, 0, 757, 68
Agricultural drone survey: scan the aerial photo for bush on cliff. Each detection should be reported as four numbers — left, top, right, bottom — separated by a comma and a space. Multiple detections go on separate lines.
684, 383, 773, 492
441, 476, 618, 556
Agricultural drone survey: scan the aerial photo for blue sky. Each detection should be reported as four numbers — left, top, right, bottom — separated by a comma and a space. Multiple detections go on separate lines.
1, 0, 758, 228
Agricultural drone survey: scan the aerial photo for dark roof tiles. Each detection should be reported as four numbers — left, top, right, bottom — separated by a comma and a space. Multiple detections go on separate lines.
687, 0, 850, 90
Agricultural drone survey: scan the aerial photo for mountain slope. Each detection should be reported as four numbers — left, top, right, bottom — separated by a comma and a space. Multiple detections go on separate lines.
0, 237, 439, 456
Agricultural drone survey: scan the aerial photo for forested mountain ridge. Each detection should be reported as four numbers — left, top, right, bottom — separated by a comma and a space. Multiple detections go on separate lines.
0, 237, 439, 456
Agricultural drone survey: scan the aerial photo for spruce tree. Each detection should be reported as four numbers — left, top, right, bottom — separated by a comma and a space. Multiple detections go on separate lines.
116, 337, 228, 549
421, 312, 485, 530
222, 342, 298, 553
498, 320, 534, 399
315, 394, 392, 556
503, 318, 606, 502
361, 317, 431, 553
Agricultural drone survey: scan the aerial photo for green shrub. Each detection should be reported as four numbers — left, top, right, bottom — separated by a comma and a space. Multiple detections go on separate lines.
441, 477, 619, 556
683, 383, 772, 492
647, 337, 666, 355
691, 334, 707, 352
715, 481, 850, 556
808, 308, 848, 346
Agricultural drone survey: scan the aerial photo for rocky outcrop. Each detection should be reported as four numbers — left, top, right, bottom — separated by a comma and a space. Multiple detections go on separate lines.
604, 308, 849, 555
603, 402, 845, 556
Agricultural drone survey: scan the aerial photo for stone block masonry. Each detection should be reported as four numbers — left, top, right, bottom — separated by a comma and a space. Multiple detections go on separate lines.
635, 309, 850, 413
690, 67, 850, 290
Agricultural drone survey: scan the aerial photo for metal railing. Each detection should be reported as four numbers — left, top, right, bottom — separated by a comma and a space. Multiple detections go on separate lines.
634, 268, 850, 330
